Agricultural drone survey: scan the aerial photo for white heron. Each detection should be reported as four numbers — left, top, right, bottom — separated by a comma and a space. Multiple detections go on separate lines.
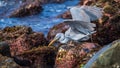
48, 5, 103, 46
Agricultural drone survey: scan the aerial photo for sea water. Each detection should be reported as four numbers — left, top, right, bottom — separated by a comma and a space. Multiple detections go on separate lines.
0, 0, 79, 35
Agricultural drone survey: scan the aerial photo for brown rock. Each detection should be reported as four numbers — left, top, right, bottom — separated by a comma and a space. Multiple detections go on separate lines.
55, 42, 101, 68
0, 26, 33, 42
47, 23, 69, 41
92, 15, 120, 45
10, 32, 48, 56
57, 11, 72, 19
9, 1, 43, 17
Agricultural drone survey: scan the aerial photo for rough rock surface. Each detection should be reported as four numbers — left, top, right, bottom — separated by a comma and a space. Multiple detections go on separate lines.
9, 1, 43, 17
0, 26, 33, 42
0, 26, 48, 56
55, 42, 101, 68
92, 15, 120, 45
9, 32, 48, 56
47, 23, 69, 41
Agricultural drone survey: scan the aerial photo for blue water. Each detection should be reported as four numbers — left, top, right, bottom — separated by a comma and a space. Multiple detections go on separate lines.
0, 0, 79, 35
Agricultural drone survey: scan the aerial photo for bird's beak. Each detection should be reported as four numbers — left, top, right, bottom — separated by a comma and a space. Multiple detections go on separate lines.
48, 38, 58, 46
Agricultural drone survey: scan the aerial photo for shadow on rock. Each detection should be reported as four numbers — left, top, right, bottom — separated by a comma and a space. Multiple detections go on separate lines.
14, 46, 57, 68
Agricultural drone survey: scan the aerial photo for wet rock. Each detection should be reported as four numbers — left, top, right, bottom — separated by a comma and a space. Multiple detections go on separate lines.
55, 42, 101, 68
14, 46, 57, 68
0, 42, 11, 57
23, 0, 65, 4
0, 54, 20, 68
57, 10, 72, 19
9, 1, 43, 17
47, 23, 69, 41
10, 32, 48, 56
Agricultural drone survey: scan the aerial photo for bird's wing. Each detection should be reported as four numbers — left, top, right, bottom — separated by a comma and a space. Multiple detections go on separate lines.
81, 6, 103, 21
64, 28, 90, 41
70, 6, 91, 23
64, 20, 96, 33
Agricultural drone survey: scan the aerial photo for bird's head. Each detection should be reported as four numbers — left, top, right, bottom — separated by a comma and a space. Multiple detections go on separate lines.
48, 33, 64, 46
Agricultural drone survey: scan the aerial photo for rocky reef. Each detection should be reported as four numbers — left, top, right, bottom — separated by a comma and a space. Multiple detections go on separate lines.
0, 26, 57, 68
0, 0, 120, 68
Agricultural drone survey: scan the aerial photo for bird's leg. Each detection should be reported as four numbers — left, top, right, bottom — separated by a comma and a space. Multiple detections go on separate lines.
99, 18, 102, 25
90, 34, 93, 42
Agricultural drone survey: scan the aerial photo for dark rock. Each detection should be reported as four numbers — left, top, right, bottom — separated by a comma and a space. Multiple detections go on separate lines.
9, 32, 48, 56
14, 46, 57, 68
9, 1, 43, 17
0, 54, 21, 68
13, 57, 31, 66
0, 42, 11, 57
47, 23, 69, 41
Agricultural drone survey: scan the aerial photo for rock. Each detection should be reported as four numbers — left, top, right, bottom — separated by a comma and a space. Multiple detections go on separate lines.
9, 1, 43, 17
24, 0, 65, 4
0, 54, 21, 68
55, 42, 101, 68
0, 26, 49, 56
0, 42, 11, 57
87, 40, 120, 68
0, 26, 33, 42
14, 46, 57, 68
92, 14, 120, 45
57, 11, 72, 19
47, 23, 69, 41
10, 32, 48, 56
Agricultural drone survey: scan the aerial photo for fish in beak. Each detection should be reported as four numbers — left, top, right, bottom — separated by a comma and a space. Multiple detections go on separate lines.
48, 38, 58, 46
